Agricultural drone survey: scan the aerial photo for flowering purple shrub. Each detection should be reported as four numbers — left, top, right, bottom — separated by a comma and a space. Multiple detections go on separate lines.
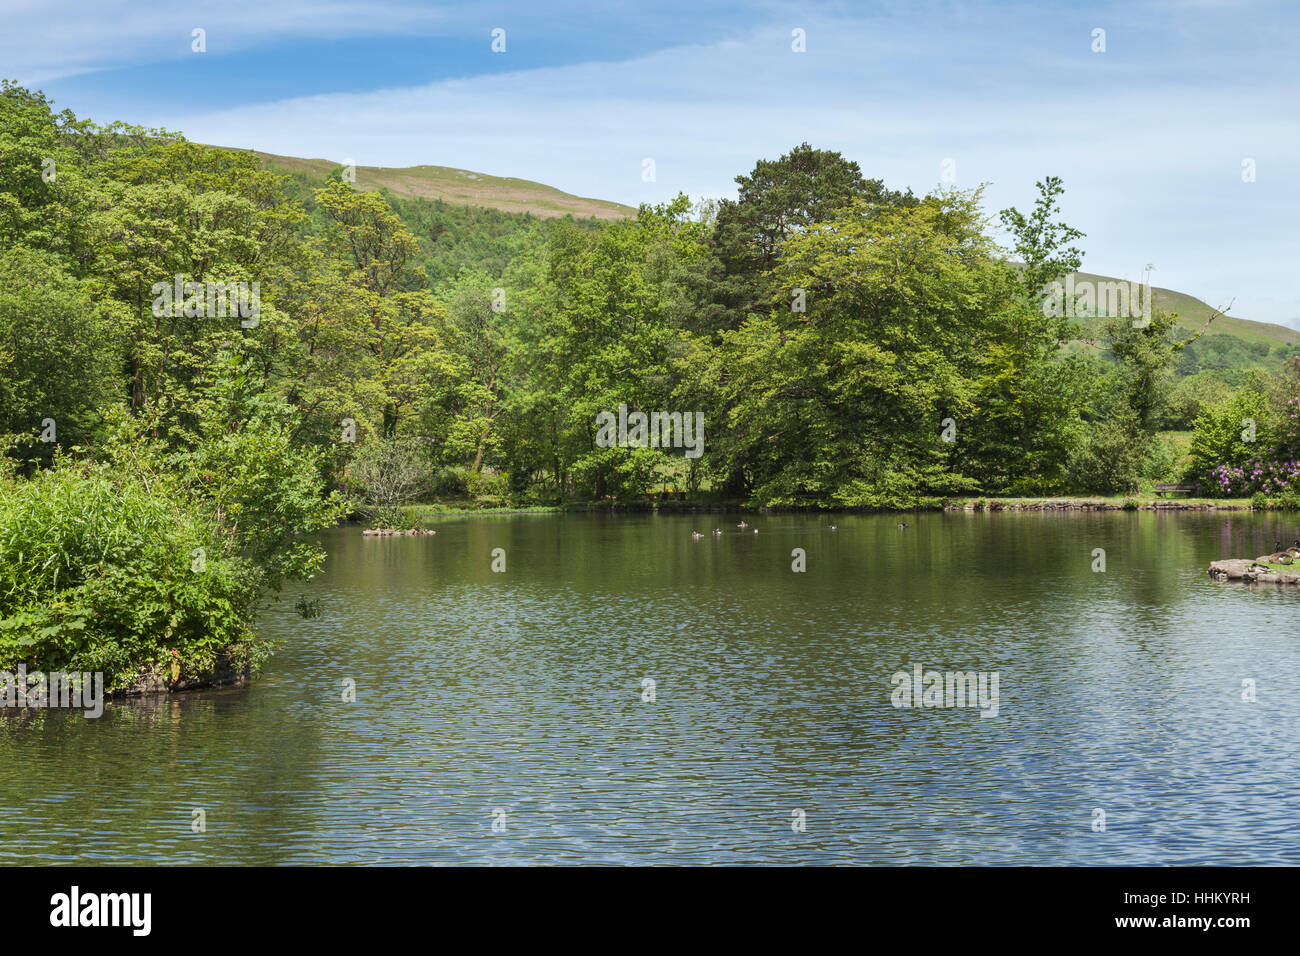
1207, 455, 1300, 495
1204, 358, 1300, 495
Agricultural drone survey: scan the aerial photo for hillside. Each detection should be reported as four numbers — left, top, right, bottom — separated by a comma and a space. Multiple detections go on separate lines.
243, 150, 635, 221
1070, 272, 1300, 348
1052, 273, 1300, 376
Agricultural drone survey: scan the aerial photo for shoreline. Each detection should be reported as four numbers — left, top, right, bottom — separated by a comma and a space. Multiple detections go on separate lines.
112, 656, 253, 698
943, 498, 1255, 512
364, 496, 1287, 520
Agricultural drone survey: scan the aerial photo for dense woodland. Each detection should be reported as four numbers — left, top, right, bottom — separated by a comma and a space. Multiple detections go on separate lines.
2, 80, 1299, 687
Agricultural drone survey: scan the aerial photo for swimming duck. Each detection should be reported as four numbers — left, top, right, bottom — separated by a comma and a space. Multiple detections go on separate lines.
829, 525, 837, 531
753, 528, 759, 534
691, 531, 704, 539
712, 528, 722, 535
738, 520, 748, 528
897, 522, 908, 530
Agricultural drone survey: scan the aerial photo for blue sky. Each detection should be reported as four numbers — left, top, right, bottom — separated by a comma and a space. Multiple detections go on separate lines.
6, 0, 1299, 327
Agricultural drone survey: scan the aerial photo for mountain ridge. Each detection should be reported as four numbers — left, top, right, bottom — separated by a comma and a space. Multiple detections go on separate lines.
243, 149, 635, 221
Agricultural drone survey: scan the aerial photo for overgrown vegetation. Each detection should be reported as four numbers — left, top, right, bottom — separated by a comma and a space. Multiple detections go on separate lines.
1, 82, 1296, 685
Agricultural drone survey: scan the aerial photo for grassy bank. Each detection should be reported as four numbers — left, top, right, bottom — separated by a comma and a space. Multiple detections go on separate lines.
949, 494, 1300, 512
1256, 559, 1299, 572
945, 496, 1253, 511
407, 503, 567, 518
361, 494, 1300, 524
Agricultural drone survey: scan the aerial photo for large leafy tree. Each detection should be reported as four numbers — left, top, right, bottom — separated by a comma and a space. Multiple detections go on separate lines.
718, 191, 1002, 506
707, 142, 917, 333
539, 195, 708, 498
314, 180, 453, 440
0, 247, 123, 457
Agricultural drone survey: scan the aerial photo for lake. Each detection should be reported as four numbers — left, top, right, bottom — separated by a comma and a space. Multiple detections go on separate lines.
3, 510, 1299, 864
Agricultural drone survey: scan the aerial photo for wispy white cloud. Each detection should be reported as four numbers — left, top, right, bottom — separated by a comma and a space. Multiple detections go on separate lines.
1, 0, 450, 83
149, 9, 1299, 323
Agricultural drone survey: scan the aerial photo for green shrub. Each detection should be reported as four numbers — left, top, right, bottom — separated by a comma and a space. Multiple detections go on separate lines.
1251, 491, 1269, 510
1063, 417, 1147, 495
0, 389, 347, 693
0, 463, 261, 691
371, 505, 422, 530
429, 467, 470, 498
1188, 384, 1273, 477
466, 468, 509, 500
1141, 433, 1184, 483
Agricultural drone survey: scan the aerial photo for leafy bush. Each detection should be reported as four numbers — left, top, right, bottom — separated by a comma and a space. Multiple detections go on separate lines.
1162, 372, 1232, 430
0, 387, 347, 692
0, 247, 124, 457
1063, 416, 1146, 494
168, 407, 347, 590
0, 462, 260, 691
428, 466, 470, 498
370, 505, 423, 530
1188, 386, 1272, 478
466, 468, 509, 499
1141, 432, 1186, 483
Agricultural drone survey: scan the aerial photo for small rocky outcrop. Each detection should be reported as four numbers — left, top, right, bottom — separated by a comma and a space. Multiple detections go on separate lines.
1209, 558, 1300, 584
116, 654, 252, 696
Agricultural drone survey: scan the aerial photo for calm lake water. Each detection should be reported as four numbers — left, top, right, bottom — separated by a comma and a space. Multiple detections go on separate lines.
3, 511, 1299, 865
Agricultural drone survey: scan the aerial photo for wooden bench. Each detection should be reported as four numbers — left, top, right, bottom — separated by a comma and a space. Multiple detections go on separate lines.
1153, 483, 1197, 498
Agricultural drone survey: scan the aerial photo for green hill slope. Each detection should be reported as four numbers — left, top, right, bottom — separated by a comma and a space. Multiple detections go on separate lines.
241, 150, 635, 221
1070, 271, 1300, 348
